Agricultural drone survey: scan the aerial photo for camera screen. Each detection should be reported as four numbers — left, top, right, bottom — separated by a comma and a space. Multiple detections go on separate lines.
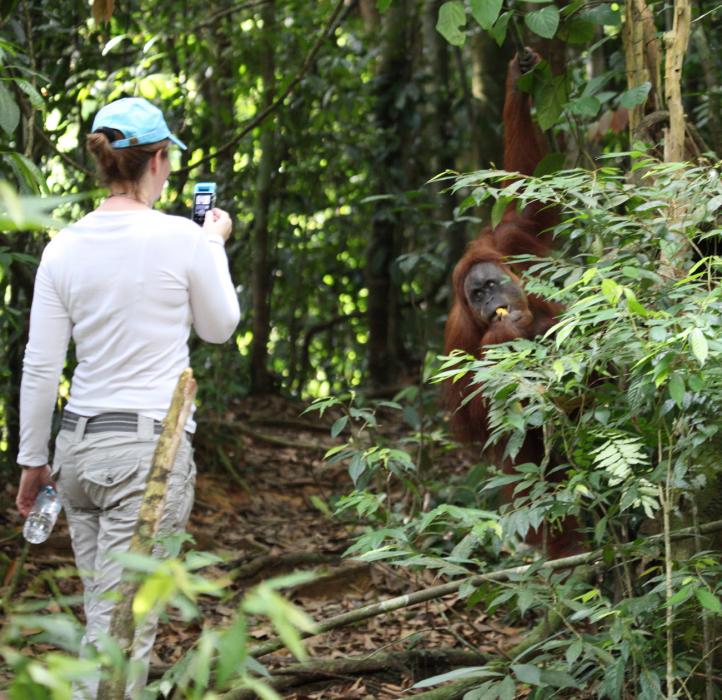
192, 193, 214, 224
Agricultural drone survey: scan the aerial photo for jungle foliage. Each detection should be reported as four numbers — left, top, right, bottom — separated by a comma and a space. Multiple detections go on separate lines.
3, 0, 722, 697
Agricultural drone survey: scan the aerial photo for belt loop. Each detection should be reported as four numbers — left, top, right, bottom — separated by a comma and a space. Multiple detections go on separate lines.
72, 416, 88, 444
137, 415, 155, 440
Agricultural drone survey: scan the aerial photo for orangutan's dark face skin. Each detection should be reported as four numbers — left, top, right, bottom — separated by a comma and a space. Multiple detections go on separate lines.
463, 262, 529, 327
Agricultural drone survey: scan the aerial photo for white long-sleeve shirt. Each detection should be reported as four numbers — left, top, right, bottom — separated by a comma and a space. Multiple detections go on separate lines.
18, 209, 241, 467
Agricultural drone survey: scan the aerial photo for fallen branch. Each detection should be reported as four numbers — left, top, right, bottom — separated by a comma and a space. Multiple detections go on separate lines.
98, 369, 197, 700
203, 418, 328, 450
248, 519, 722, 659
226, 551, 342, 582
223, 648, 488, 700
248, 416, 334, 433
216, 448, 250, 492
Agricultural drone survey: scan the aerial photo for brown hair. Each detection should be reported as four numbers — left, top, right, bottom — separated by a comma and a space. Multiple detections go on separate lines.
86, 128, 169, 196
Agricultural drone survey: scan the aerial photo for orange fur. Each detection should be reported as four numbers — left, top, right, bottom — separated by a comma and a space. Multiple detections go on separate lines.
444, 52, 583, 559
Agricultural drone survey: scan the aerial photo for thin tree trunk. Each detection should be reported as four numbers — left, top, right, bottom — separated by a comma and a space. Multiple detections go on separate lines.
692, 21, 722, 157
99, 369, 197, 700
365, 0, 410, 386
249, 0, 277, 394
622, 0, 660, 136
660, 0, 692, 277
663, 0, 691, 163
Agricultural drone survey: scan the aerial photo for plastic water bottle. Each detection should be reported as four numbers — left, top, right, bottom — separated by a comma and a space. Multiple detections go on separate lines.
23, 485, 62, 544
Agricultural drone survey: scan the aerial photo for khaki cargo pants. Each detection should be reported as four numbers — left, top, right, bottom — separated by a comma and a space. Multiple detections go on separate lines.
52, 415, 196, 699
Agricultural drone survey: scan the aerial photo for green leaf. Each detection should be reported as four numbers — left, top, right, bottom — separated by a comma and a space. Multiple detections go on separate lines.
668, 584, 694, 607
489, 11, 511, 46
559, 16, 595, 43
668, 373, 684, 408
533, 152, 565, 176
14, 78, 44, 110
330, 415, 348, 437
498, 676, 517, 700
585, 3, 622, 25
512, 663, 542, 686
524, 6, 560, 39
348, 453, 366, 484
517, 588, 534, 615
619, 82, 651, 109
436, 1, 467, 46
0, 81, 20, 135
470, 0, 502, 30
689, 328, 708, 366
412, 666, 500, 689
540, 668, 579, 688
491, 196, 511, 227
567, 95, 600, 117
696, 588, 722, 614
377, 0, 392, 10
535, 75, 568, 130
566, 638, 583, 665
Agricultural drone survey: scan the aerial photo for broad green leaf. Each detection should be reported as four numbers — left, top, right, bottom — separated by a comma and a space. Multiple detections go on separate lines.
707, 194, 722, 212
559, 16, 595, 43
533, 152, 565, 176
490, 11, 511, 46
330, 415, 348, 437
696, 588, 722, 614
668, 373, 684, 408
436, 1, 467, 46
525, 6, 560, 39
619, 82, 651, 109
535, 74, 567, 130
541, 668, 579, 688
377, 0, 392, 10
470, 0, 502, 29
348, 453, 366, 484
491, 195, 511, 227
566, 638, 583, 664
498, 676, 517, 700
512, 663, 542, 685
600, 277, 620, 304
689, 328, 708, 365
0, 81, 20, 135
668, 584, 694, 607
567, 95, 600, 117
14, 78, 45, 110
585, 3, 622, 25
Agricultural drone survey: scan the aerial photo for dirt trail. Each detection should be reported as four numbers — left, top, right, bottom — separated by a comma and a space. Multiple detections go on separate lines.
1, 397, 522, 698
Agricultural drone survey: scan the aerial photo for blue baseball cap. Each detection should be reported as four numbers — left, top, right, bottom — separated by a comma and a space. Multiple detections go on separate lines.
91, 97, 187, 150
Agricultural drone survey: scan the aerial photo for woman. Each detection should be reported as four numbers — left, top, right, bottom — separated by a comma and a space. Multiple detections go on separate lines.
15, 96, 240, 697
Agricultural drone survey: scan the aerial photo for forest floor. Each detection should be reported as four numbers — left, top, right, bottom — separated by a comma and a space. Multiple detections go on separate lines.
0, 395, 528, 699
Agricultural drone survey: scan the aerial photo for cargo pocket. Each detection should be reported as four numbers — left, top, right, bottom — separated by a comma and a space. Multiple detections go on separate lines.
161, 450, 196, 534
78, 457, 144, 512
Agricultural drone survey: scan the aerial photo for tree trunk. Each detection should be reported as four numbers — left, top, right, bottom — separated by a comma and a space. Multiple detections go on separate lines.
659, 0, 692, 278
365, 0, 410, 386
692, 20, 722, 157
422, 1, 466, 273
622, 0, 661, 137
249, 0, 278, 394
